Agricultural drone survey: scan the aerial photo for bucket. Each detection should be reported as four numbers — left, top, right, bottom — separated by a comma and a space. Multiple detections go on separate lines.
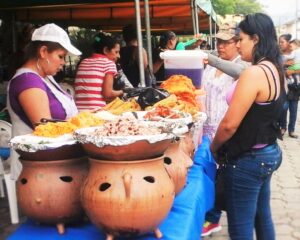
160, 50, 205, 88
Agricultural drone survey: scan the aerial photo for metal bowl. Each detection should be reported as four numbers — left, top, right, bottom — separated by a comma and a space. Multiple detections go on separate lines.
82, 139, 172, 160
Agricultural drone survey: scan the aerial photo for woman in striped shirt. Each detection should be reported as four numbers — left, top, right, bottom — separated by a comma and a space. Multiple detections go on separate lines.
75, 32, 123, 111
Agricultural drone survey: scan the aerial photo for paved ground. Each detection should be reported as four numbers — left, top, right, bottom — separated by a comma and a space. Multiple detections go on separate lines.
1, 109, 300, 240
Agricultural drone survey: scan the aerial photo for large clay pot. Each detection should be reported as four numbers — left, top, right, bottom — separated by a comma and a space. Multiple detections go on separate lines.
164, 140, 193, 195
17, 144, 86, 161
82, 157, 175, 240
180, 132, 195, 158
82, 139, 172, 161
17, 157, 89, 234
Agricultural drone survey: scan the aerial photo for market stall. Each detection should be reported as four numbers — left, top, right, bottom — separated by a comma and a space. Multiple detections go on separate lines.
8, 136, 216, 240
0, 0, 218, 86
4, 73, 216, 239
0, 0, 217, 33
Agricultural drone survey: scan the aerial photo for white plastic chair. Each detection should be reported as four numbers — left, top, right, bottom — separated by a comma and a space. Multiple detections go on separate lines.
0, 119, 19, 224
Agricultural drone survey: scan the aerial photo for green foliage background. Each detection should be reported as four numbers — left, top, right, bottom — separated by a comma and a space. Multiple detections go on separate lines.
211, 0, 263, 16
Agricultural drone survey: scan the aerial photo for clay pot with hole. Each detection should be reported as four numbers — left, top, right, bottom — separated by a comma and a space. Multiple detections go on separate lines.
164, 140, 193, 195
179, 132, 195, 158
17, 144, 85, 161
17, 157, 89, 234
81, 157, 175, 240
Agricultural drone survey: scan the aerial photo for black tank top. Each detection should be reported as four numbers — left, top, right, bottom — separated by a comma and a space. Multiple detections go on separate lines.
218, 63, 285, 159
120, 46, 140, 87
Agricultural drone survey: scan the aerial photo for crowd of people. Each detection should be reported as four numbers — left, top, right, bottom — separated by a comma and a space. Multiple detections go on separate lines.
4, 11, 300, 240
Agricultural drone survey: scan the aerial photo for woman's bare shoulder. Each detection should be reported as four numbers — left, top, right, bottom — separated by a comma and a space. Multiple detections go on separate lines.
239, 65, 265, 80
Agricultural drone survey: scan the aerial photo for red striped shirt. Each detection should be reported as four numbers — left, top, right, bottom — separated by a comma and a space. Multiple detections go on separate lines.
74, 54, 117, 111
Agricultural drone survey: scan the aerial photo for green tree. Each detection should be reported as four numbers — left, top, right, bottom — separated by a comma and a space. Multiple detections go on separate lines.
211, 0, 263, 16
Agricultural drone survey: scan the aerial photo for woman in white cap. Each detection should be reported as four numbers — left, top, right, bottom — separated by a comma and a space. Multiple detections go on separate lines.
7, 23, 81, 180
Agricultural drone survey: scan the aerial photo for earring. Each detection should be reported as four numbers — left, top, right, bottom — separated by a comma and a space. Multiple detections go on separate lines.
36, 59, 41, 71
46, 58, 50, 66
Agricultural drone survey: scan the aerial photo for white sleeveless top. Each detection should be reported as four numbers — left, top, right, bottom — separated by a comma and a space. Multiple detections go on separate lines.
202, 56, 241, 141
7, 68, 78, 180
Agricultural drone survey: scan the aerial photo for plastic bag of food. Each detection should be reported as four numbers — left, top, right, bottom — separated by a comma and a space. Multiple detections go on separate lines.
137, 88, 170, 110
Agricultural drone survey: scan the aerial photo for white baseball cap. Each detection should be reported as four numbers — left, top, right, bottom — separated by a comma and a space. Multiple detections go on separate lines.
31, 23, 81, 56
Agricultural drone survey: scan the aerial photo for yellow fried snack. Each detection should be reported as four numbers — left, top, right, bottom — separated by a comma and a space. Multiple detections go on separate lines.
160, 75, 195, 95
103, 97, 124, 110
33, 111, 105, 137
153, 94, 178, 108
33, 122, 77, 137
108, 99, 141, 115
158, 75, 202, 113
69, 111, 105, 128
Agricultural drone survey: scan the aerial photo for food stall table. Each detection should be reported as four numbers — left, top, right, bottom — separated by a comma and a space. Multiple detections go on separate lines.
8, 136, 216, 240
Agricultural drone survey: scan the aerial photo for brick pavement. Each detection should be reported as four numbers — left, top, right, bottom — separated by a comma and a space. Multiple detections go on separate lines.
1, 109, 300, 240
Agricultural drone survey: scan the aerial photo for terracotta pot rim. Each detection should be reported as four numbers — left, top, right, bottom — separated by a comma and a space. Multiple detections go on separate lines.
88, 155, 165, 164
20, 157, 88, 166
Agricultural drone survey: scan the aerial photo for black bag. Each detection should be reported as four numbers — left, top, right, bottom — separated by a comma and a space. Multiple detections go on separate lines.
137, 88, 169, 109
113, 73, 126, 90
123, 87, 149, 98
287, 82, 300, 98
215, 168, 227, 211
113, 64, 127, 90
287, 75, 300, 99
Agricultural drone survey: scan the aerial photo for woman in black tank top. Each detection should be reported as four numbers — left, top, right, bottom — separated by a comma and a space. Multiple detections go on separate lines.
210, 13, 285, 240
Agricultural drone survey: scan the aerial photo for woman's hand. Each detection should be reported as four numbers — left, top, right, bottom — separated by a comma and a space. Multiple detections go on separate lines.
286, 69, 294, 77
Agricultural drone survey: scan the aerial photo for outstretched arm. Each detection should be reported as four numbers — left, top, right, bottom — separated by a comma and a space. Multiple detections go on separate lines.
207, 53, 248, 79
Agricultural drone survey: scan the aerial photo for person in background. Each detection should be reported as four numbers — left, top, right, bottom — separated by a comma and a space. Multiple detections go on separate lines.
74, 32, 123, 111
201, 22, 249, 237
7, 23, 81, 180
120, 24, 149, 87
152, 31, 204, 84
279, 34, 293, 62
211, 13, 284, 239
278, 34, 299, 138
152, 31, 178, 83
286, 39, 300, 77
200, 40, 211, 50
7, 24, 36, 80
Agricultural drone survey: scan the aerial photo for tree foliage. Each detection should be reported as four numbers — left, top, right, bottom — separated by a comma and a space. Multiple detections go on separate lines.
211, 0, 263, 16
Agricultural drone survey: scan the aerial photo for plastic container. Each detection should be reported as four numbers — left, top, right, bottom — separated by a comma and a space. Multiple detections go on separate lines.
196, 94, 206, 112
190, 112, 207, 151
160, 50, 206, 88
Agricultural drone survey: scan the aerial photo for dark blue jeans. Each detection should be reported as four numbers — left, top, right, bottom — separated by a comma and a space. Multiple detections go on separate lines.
279, 100, 298, 133
220, 143, 282, 240
205, 207, 222, 224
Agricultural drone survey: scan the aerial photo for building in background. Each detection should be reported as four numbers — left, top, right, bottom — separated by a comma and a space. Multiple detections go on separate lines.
276, 1, 299, 39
